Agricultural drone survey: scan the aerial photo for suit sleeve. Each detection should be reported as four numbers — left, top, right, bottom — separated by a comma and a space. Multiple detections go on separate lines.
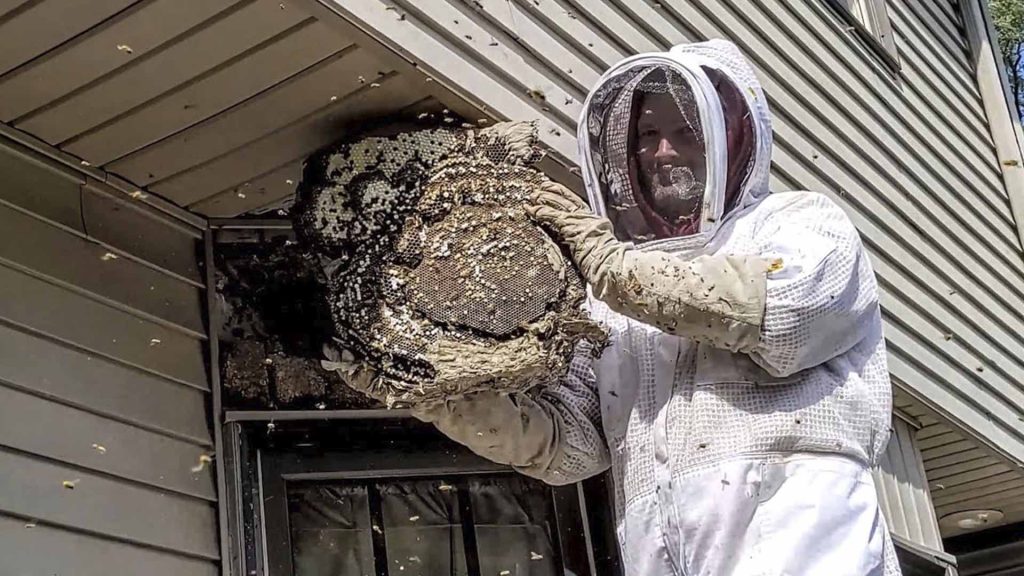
412, 337, 611, 486
747, 193, 881, 377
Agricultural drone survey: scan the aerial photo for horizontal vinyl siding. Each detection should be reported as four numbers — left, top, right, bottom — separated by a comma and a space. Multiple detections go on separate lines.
0, 136, 218, 572
334, 0, 1024, 465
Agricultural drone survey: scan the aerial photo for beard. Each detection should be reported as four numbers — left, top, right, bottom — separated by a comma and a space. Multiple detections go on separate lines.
642, 165, 703, 225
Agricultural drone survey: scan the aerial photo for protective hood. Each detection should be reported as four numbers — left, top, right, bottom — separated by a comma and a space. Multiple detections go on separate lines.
578, 39, 773, 253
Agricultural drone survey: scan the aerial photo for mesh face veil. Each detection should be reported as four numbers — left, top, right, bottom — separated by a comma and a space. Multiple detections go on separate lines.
579, 56, 728, 253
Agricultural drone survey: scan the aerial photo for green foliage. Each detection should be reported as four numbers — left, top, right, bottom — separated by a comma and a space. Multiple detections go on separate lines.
991, 0, 1024, 117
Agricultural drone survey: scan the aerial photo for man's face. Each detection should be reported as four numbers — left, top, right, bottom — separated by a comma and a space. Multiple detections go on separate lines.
634, 91, 707, 230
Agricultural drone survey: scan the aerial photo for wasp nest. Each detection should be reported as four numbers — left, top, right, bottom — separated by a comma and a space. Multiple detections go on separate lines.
293, 121, 603, 406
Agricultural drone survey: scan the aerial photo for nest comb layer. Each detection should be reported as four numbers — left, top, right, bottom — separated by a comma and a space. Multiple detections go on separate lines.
293, 122, 602, 406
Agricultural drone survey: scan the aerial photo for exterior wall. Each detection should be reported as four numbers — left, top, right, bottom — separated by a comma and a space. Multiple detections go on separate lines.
322, 0, 1024, 467
0, 136, 219, 575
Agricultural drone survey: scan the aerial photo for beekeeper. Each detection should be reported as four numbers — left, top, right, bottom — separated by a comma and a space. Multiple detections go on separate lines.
335, 39, 898, 576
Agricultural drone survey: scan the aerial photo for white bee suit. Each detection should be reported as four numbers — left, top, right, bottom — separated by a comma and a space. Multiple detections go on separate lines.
404, 40, 900, 576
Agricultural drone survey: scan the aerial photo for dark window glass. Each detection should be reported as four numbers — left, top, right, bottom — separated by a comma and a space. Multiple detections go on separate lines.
288, 475, 564, 576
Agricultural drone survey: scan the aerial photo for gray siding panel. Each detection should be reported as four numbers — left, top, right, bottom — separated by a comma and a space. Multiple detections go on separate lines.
0, 138, 218, 572
0, 385, 216, 501
0, 142, 204, 284
0, 200, 204, 334
0, 448, 219, 560
0, 264, 208, 388
0, 515, 220, 576
80, 187, 204, 284
0, 323, 211, 444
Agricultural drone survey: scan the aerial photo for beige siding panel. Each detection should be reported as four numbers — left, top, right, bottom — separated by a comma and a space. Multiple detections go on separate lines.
0, 200, 203, 334
894, 43, 1007, 199
0, 135, 218, 570
929, 457, 1002, 483
181, 75, 427, 212
0, 0, 136, 76
0, 385, 215, 500
63, 19, 343, 166
0, 322, 210, 444
876, 447, 910, 537
0, 0, 237, 121
876, 279, 1024, 407
16, 0, 308, 143
0, 516, 219, 576
559, 0, 661, 54
0, 264, 207, 388
110, 44, 379, 188
923, 440, 979, 461
0, 448, 218, 560
473, 0, 602, 95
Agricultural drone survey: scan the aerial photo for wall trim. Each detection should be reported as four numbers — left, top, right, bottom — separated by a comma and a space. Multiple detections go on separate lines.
960, 0, 1024, 252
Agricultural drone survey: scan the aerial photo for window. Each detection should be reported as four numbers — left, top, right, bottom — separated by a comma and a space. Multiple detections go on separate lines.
224, 416, 623, 576
826, 0, 901, 68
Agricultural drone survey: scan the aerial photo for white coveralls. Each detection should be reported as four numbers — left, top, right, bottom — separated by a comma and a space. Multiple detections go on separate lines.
365, 41, 899, 576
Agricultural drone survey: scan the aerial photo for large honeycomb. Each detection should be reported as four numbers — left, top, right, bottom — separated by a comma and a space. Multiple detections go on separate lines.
292, 122, 603, 406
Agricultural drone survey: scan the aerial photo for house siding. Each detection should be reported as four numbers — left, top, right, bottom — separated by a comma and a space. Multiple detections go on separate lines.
0, 137, 219, 575
323, 0, 1024, 466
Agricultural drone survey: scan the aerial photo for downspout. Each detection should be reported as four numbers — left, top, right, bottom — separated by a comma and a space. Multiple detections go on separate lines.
960, 0, 1024, 253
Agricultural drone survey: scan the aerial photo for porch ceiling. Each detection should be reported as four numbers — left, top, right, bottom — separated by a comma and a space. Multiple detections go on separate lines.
0, 0, 475, 217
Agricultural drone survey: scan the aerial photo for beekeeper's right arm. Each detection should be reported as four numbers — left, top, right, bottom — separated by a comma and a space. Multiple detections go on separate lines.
329, 341, 611, 486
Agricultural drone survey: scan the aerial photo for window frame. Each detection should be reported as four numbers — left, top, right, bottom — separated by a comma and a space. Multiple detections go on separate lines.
222, 414, 623, 576
824, 0, 902, 71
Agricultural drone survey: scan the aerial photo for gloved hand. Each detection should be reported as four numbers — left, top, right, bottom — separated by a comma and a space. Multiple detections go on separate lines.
527, 182, 771, 352
321, 342, 389, 402
322, 341, 595, 484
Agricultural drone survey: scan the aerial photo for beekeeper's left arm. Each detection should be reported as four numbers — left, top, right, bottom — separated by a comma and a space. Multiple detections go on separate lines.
529, 186, 879, 377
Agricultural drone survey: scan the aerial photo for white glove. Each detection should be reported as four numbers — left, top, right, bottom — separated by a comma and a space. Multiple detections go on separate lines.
322, 341, 605, 485
527, 182, 771, 352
